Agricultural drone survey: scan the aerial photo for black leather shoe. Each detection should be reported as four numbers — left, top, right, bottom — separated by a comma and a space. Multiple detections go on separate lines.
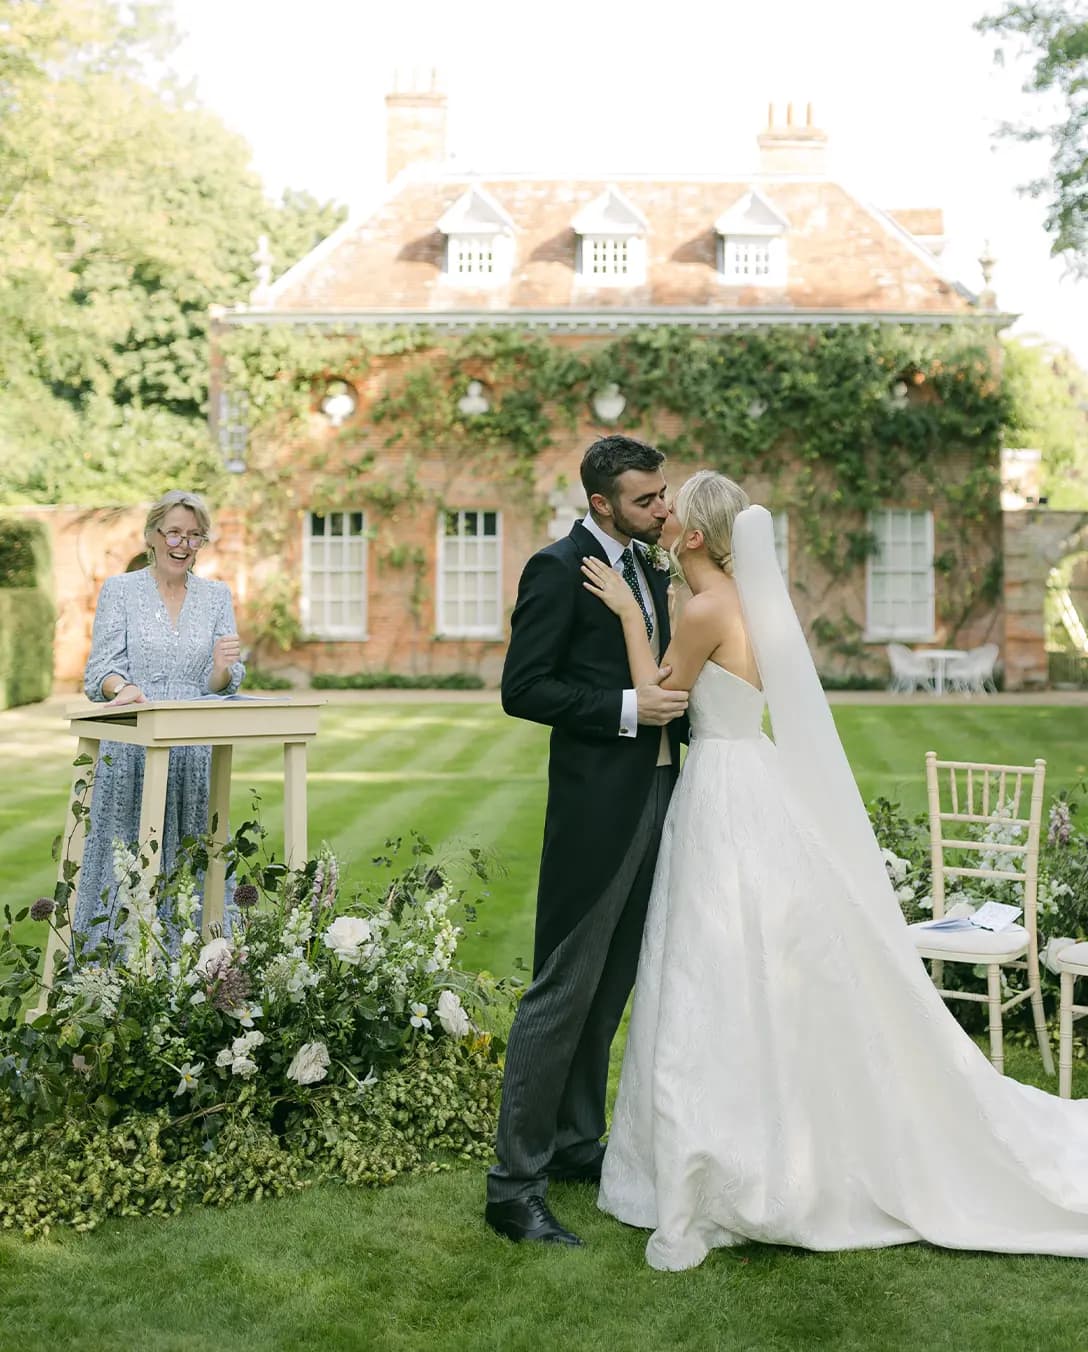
485, 1195, 584, 1246
546, 1159, 603, 1185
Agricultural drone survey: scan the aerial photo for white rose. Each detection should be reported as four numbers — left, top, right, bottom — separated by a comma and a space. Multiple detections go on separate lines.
286, 1040, 330, 1086
195, 937, 232, 976
323, 916, 373, 965
436, 989, 471, 1038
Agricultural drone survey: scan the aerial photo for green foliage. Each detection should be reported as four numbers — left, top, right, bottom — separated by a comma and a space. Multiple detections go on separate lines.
241, 574, 304, 667
817, 671, 887, 691
224, 321, 1008, 652
871, 780, 1088, 1038
0, 0, 346, 506
243, 670, 295, 691
977, 2, 1088, 269
310, 672, 487, 690
1001, 336, 1088, 506
0, 1037, 501, 1237
0, 519, 53, 708
0, 590, 54, 709
0, 804, 510, 1235
0, 518, 49, 590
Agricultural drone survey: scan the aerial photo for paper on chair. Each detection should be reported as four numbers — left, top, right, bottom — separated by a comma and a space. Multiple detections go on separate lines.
918, 901, 1022, 934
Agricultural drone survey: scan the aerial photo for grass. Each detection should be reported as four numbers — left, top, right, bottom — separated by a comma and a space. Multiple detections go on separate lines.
3, 695, 1088, 1351
6, 698, 1088, 974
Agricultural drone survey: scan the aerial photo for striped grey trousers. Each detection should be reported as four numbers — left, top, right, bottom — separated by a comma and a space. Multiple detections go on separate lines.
486, 766, 674, 1203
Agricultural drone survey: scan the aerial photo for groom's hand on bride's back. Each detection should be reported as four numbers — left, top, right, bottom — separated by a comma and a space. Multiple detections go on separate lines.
636, 667, 688, 725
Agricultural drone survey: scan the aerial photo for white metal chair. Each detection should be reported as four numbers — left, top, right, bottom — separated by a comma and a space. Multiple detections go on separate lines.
946, 644, 999, 695
907, 752, 1054, 1076
886, 643, 934, 693
1056, 944, 1088, 1097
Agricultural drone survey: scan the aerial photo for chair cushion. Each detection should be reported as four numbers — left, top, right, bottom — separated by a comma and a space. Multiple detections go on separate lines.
908, 920, 1029, 960
1055, 941, 1088, 974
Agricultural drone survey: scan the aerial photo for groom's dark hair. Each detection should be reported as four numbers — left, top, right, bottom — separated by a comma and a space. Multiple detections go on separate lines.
580, 435, 664, 506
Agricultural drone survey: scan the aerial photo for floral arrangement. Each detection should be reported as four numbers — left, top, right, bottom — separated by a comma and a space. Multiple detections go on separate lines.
0, 798, 513, 1236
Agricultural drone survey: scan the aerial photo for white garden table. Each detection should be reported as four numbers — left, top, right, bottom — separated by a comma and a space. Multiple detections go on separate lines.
34, 696, 324, 1015
916, 649, 967, 697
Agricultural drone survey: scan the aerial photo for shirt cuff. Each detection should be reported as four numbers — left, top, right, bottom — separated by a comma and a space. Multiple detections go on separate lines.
619, 688, 638, 738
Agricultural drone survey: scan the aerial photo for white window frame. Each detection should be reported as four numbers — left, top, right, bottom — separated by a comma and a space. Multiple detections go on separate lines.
301, 510, 368, 640
578, 234, 646, 286
865, 509, 935, 641
720, 233, 786, 286
445, 232, 509, 285
772, 511, 789, 584
436, 509, 503, 639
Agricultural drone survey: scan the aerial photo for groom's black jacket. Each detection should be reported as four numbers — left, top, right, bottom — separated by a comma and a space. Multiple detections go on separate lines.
502, 520, 686, 974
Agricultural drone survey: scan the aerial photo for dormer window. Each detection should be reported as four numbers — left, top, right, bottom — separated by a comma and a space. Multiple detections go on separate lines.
573, 187, 648, 287
437, 186, 515, 286
715, 190, 789, 287
448, 236, 497, 278
586, 236, 632, 278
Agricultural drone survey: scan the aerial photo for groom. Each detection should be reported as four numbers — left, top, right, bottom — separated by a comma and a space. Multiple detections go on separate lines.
485, 434, 688, 1247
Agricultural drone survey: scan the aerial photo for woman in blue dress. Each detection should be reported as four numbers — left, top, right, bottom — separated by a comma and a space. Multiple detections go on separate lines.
75, 490, 245, 940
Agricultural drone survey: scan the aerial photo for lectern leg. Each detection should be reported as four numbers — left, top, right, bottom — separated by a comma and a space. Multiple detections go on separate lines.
283, 740, 308, 868
32, 737, 99, 1019
136, 746, 171, 890
203, 743, 233, 936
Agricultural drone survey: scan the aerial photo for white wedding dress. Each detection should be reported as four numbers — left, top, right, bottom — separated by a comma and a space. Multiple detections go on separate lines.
598, 507, 1088, 1272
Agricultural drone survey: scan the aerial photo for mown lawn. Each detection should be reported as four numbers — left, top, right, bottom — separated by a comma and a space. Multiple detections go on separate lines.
3, 696, 1088, 1352
5, 698, 1088, 977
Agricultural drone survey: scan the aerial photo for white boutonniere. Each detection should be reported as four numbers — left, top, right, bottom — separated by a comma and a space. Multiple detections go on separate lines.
640, 542, 671, 574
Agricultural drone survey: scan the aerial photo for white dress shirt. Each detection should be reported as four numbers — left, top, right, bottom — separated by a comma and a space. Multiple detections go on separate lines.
580, 513, 655, 739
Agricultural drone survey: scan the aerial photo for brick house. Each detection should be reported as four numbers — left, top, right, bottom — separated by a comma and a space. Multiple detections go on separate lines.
214, 91, 1011, 686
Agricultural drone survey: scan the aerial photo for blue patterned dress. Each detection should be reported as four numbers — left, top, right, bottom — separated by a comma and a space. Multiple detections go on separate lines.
74, 568, 245, 938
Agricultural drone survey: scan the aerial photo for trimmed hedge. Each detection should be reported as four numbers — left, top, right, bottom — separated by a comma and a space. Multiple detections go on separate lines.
0, 589, 54, 707
0, 518, 54, 709
311, 671, 486, 690
0, 519, 50, 590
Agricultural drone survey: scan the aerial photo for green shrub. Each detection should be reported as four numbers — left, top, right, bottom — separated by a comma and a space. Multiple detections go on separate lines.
311, 671, 486, 690
0, 520, 53, 709
819, 672, 887, 691
243, 668, 294, 690
0, 589, 54, 708
0, 519, 50, 591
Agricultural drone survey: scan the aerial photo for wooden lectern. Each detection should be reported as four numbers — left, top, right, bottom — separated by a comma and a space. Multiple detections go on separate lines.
38, 696, 324, 1008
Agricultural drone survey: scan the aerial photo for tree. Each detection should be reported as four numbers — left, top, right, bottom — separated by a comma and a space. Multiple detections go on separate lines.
978, 3, 1088, 270
1002, 335, 1088, 507
0, 0, 346, 504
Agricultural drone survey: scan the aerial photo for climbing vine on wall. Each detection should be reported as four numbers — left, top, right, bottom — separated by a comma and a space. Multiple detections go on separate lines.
218, 321, 1008, 650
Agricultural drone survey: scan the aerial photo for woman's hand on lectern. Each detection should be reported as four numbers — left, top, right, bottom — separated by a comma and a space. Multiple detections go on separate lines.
107, 682, 148, 706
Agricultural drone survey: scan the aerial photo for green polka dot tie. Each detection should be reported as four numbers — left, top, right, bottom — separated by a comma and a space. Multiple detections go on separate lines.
620, 548, 653, 641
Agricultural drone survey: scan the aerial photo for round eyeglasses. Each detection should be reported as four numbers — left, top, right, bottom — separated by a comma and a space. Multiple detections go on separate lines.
158, 528, 207, 550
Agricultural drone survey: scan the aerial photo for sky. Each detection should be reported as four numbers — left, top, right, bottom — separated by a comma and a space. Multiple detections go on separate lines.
169, 0, 1086, 362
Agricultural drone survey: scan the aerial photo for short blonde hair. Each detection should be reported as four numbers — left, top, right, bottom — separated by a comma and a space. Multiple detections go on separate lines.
672, 471, 750, 575
144, 490, 212, 564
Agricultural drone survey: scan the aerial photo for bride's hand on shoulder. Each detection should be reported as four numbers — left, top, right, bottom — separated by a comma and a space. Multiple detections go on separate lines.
581, 557, 636, 617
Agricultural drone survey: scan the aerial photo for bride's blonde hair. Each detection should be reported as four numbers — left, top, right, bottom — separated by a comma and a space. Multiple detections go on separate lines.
671, 471, 750, 575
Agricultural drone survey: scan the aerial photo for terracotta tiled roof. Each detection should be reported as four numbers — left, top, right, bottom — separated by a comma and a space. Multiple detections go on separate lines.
885, 208, 945, 241
260, 173, 977, 318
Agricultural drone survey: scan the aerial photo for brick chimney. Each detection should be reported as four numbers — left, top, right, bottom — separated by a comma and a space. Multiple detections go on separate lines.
757, 102, 829, 175
385, 70, 448, 182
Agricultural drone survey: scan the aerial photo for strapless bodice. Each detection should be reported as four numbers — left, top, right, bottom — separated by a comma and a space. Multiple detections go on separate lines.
688, 662, 766, 741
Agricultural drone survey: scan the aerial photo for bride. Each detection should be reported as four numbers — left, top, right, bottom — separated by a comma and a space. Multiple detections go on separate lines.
581, 470, 1088, 1273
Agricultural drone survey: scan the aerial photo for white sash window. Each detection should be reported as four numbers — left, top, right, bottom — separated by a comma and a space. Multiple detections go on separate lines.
437, 510, 502, 638
302, 510, 368, 640
866, 509, 935, 640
